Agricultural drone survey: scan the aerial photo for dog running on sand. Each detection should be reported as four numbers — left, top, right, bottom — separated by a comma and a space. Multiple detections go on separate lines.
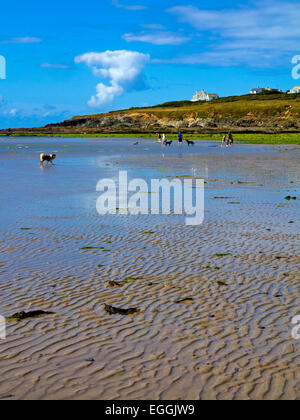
186, 140, 194, 147
40, 153, 56, 165
165, 140, 173, 146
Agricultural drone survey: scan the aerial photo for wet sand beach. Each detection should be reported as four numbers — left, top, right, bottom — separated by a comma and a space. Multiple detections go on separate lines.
0, 138, 299, 400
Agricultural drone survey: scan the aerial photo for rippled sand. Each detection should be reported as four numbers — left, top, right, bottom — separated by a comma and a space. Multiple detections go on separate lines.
0, 138, 299, 400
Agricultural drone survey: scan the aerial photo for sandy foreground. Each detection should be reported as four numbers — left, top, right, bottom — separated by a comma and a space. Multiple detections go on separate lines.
0, 138, 299, 400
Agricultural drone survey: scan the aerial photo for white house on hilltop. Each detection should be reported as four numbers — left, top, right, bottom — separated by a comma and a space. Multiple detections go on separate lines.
288, 86, 300, 94
250, 87, 264, 94
191, 89, 219, 102
250, 86, 282, 94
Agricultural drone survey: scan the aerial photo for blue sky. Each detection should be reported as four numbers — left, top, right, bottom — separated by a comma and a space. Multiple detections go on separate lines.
0, 0, 299, 128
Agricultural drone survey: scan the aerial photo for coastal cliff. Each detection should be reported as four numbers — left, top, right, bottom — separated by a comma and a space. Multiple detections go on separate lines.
1, 93, 300, 136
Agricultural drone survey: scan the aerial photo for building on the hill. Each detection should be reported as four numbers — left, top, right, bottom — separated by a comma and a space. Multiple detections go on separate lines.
191, 89, 219, 102
250, 86, 282, 94
250, 87, 264, 94
288, 86, 300, 94
264, 87, 282, 93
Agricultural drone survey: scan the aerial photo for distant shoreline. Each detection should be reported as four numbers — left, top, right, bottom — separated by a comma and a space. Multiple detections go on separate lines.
1, 93, 300, 144
1, 132, 300, 145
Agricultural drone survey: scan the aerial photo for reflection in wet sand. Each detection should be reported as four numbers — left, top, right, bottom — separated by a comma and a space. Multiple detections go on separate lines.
0, 138, 299, 400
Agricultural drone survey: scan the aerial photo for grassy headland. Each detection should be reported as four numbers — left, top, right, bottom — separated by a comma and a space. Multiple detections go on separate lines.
1, 92, 300, 144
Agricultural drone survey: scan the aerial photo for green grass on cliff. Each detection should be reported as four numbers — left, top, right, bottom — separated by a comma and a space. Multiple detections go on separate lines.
1, 92, 300, 144
76, 92, 300, 120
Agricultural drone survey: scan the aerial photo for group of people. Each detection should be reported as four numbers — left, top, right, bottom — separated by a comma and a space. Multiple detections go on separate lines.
157, 132, 184, 146
156, 132, 235, 147
221, 133, 234, 148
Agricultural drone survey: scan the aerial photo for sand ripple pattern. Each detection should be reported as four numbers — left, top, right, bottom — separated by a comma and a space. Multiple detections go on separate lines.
0, 139, 299, 400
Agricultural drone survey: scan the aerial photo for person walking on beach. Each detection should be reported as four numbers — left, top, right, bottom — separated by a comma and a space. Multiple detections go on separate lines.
228, 132, 234, 147
162, 133, 166, 145
157, 133, 162, 143
178, 132, 183, 147
226, 134, 230, 148
221, 135, 226, 147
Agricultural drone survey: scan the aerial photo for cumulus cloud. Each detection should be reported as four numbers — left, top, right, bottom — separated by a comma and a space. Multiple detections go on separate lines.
75, 50, 150, 107
122, 31, 190, 46
88, 83, 123, 107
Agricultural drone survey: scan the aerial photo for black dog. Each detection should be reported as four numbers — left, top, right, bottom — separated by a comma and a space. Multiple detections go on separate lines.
165, 140, 173, 146
186, 140, 194, 147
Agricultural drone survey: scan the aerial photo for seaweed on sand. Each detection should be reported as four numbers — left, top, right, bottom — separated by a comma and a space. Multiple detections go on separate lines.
7, 310, 55, 322
107, 277, 142, 288
81, 246, 105, 250
124, 277, 142, 282
175, 298, 194, 304
104, 304, 140, 316
213, 253, 232, 257
236, 181, 258, 185
108, 281, 123, 288
0, 394, 14, 399
217, 281, 228, 287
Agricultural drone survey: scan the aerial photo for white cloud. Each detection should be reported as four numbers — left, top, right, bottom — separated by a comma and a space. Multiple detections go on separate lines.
75, 50, 150, 107
0, 37, 42, 44
40, 63, 69, 69
167, 2, 300, 40
9, 108, 17, 117
140, 24, 166, 30
88, 83, 123, 107
111, 0, 147, 11
166, 1, 300, 67
218, 40, 300, 52
153, 50, 270, 67
122, 31, 190, 45
0, 97, 75, 128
